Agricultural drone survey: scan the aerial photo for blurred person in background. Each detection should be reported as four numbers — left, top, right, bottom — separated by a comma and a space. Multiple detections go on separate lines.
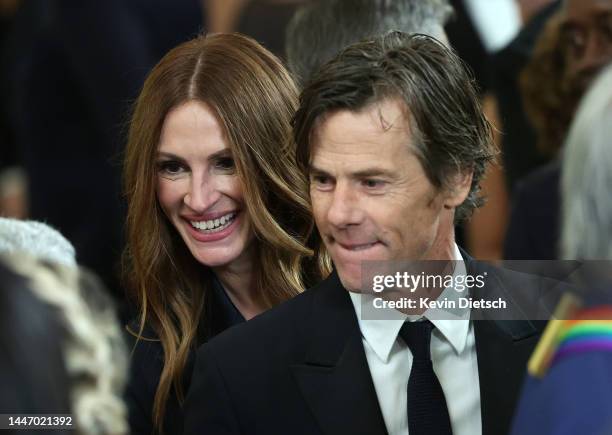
511, 63, 612, 435
504, 11, 569, 260
0, 255, 128, 435
0, 217, 128, 435
489, 0, 561, 192
0, 0, 26, 219
204, 0, 306, 59
122, 33, 327, 435
2, 0, 202, 305
0, 217, 76, 267
284, 0, 452, 88
0, 217, 74, 432
521, 10, 572, 159
505, 0, 612, 261
461, 0, 561, 261
0, 259, 72, 435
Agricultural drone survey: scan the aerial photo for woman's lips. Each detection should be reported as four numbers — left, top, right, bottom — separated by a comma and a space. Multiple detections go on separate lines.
184, 210, 241, 243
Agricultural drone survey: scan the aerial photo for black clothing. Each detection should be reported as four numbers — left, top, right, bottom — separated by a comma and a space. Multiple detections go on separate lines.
184, 254, 545, 435
400, 321, 453, 435
126, 277, 245, 435
504, 160, 561, 260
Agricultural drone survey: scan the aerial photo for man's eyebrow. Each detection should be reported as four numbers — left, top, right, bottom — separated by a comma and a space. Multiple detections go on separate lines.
351, 169, 395, 178
308, 165, 394, 178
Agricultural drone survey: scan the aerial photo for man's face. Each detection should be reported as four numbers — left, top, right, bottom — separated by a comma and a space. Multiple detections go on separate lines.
561, 0, 612, 95
309, 99, 470, 292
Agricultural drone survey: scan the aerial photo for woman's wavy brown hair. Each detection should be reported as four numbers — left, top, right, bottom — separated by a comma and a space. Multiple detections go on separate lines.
520, 12, 575, 157
123, 33, 328, 433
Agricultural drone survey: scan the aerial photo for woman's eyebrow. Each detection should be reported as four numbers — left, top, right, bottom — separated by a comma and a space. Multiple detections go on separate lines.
207, 148, 232, 161
156, 151, 183, 160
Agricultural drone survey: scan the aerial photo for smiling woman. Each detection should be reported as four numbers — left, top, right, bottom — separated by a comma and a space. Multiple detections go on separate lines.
156, 101, 254, 273
122, 33, 328, 435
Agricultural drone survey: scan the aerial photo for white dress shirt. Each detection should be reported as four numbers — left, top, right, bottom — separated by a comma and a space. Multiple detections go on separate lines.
349, 244, 482, 435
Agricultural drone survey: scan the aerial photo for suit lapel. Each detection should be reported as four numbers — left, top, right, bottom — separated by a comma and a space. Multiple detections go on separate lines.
291, 271, 388, 435
473, 319, 540, 435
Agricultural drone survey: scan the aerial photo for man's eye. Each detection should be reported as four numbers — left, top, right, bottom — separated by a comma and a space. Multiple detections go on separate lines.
363, 179, 384, 188
215, 157, 235, 171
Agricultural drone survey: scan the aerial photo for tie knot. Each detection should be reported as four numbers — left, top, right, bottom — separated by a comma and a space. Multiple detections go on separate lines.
399, 320, 434, 360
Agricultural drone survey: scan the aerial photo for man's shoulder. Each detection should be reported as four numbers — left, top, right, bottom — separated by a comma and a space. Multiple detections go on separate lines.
201, 276, 331, 359
471, 256, 568, 293
466, 254, 565, 336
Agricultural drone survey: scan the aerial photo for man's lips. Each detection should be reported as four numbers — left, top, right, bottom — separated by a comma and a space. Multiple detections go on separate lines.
335, 241, 381, 251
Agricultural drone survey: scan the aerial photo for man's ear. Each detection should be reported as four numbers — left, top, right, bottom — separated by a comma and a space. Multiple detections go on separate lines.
443, 170, 473, 209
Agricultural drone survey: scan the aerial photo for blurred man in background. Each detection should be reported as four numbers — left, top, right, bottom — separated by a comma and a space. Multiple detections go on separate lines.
285, 0, 452, 87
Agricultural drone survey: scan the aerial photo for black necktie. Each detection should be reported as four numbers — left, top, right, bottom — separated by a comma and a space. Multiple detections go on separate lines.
399, 320, 453, 435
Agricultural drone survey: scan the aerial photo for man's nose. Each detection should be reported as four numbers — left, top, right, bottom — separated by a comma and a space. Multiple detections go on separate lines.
326, 183, 362, 228
184, 174, 220, 213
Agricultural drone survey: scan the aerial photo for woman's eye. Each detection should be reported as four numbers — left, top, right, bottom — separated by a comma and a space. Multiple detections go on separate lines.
157, 160, 186, 176
215, 157, 235, 170
310, 174, 328, 184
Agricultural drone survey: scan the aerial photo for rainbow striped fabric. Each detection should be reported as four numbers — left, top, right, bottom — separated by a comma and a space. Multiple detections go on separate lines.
551, 306, 612, 367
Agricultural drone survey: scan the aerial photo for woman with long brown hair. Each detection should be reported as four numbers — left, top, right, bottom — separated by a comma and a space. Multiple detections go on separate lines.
123, 32, 326, 435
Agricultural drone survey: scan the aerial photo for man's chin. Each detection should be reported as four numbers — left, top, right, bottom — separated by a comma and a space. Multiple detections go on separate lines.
336, 266, 363, 293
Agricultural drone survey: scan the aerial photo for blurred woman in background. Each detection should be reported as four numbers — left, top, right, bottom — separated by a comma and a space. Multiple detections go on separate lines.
123, 32, 327, 435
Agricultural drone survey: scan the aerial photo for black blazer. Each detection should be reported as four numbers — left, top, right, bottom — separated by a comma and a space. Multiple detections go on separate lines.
184, 256, 546, 435
126, 276, 245, 435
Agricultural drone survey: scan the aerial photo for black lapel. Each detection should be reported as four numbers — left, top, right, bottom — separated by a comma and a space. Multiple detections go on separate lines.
290, 271, 388, 435
462, 250, 543, 435
473, 319, 541, 435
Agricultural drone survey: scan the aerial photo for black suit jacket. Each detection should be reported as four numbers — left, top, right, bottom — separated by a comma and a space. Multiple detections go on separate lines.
126, 275, 245, 435
184, 257, 545, 435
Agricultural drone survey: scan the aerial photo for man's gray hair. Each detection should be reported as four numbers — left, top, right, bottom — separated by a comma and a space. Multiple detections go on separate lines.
561, 64, 612, 259
285, 0, 453, 87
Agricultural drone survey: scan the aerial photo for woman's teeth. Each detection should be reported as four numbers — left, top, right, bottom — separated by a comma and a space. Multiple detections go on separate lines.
190, 212, 237, 233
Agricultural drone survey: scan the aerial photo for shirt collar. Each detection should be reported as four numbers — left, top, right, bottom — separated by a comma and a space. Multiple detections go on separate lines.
349, 243, 470, 362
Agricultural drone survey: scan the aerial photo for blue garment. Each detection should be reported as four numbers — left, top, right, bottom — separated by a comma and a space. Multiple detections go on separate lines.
511, 352, 612, 435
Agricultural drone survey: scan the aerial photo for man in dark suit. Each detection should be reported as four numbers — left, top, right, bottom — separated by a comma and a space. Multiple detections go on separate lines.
184, 32, 544, 435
